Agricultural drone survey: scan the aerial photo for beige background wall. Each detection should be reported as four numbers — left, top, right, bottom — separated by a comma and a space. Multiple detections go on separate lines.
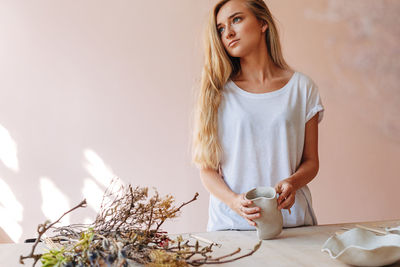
0, 0, 399, 243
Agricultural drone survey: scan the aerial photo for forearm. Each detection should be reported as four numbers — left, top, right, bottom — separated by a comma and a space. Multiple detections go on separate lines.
199, 168, 237, 209
287, 159, 319, 191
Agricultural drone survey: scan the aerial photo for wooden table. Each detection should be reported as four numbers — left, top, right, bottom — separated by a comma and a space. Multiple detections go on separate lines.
182, 219, 400, 266
2, 220, 400, 266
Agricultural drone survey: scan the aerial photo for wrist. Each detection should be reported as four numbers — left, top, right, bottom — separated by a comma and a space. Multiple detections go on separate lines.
227, 192, 239, 209
286, 175, 300, 191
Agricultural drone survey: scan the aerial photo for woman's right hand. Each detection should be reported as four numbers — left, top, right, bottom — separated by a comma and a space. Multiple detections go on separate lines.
230, 193, 261, 226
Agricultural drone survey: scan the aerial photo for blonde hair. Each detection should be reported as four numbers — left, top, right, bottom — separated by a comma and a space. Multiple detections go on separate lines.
192, 0, 291, 170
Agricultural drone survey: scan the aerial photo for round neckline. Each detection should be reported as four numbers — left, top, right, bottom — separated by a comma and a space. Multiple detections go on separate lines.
228, 71, 297, 98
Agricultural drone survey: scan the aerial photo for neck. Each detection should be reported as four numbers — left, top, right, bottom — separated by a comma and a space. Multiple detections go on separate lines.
236, 38, 282, 83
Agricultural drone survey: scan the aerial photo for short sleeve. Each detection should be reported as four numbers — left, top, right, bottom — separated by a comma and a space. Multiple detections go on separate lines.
306, 81, 324, 123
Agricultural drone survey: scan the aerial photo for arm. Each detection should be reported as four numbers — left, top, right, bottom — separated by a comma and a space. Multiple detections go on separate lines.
200, 167, 260, 226
275, 113, 320, 210
199, 167, 237, 208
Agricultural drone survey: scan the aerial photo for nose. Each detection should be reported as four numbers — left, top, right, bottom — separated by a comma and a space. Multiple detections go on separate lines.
225, 24, 235, 40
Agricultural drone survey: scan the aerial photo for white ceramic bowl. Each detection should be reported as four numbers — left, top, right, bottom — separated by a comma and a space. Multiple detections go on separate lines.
386, 226, 400, 235
321, 228, 400, 266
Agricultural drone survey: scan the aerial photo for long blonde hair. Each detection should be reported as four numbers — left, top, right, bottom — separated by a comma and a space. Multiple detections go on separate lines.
192, 0, 291, 170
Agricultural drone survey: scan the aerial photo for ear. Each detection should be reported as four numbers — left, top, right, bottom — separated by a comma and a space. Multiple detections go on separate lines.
261, 20, 268, 33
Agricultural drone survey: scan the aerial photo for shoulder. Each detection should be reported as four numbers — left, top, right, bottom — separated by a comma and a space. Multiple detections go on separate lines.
293, 71, 320, 100
223, 79, 233, 90
294, 71, 317, 88
222, 80, 237, 97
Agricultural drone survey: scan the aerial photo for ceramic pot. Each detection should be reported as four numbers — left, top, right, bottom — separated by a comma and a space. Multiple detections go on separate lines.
322, 228, 400, 266
245, 186, 283, 240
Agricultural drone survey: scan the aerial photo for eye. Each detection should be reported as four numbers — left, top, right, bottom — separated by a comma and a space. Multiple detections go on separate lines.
233, 16, 241, 23
217, 17, 242, 34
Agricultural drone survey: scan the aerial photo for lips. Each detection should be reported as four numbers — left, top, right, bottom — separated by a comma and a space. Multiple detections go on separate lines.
228, 39, 239, 47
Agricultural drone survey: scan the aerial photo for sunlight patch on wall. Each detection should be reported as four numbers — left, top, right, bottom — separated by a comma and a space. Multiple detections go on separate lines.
40, 177, 70, 225
0, 124, 19, 172
82, 178, 104, 213
0, 178, 23, 242
83, 149, 116, 188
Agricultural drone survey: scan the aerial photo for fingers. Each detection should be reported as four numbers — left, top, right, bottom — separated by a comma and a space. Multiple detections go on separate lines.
275, 184, 282, 194
246, 213, 260, 220
246, 218, 257, 227
238, 195, 260, 226
277, 189, 290, 205
241, 207, 258, 226
239, 205, 260, 221
241, 206, 260, 214
239, 194, 260, 215
278, 193, 295, 210
238, 194, 262, 227
241, 206, 260, 217
240, 194, 252, 207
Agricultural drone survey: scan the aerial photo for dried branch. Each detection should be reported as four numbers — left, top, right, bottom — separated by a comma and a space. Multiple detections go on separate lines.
22, 179, 261, 267
156, 192, 199, 232
190, 241, 262, 265
20, 199, 87, 266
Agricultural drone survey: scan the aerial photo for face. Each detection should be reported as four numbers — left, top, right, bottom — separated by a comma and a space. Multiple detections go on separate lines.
216, 0, 268, 57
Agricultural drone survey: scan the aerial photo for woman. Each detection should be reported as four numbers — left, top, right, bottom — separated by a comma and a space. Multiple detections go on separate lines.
192, 0, 324, 231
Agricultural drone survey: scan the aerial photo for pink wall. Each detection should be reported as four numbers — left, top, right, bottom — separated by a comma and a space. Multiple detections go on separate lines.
0, 0, 399, 243
267, 0, 400, 224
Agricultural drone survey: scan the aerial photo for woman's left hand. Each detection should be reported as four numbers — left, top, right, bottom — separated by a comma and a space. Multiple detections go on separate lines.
275, 179, 296, 211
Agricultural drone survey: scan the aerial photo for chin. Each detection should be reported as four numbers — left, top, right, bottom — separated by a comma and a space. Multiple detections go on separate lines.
226, 45, 250, 58
227, 50, 245, 58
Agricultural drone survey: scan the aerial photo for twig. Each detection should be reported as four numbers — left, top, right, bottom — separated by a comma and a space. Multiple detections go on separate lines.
20, 199, 87, 266
146, 198, 156, 236
207, 247, 241, 261
189, 234, 221, 248
189, 241, 262, 265
114, 185, 136, 232
22, 180, 262, 267
156, 192, 199, 231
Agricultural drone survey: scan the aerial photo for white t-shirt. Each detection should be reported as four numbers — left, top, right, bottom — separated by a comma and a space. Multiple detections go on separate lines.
207, 71, 324, 231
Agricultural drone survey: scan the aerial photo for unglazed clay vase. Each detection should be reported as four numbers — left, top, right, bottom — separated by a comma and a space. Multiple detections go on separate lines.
245, 186, 283, 240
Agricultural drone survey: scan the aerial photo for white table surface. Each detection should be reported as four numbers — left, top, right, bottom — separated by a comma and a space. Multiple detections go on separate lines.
2, 219, 400, 267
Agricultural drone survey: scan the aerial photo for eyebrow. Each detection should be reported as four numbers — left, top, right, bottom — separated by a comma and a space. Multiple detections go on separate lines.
217, 12, 244, 28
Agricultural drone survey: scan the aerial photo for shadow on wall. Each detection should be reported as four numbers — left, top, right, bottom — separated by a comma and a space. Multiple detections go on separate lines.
0, 227, 13, 244
0, 123, 119, 243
